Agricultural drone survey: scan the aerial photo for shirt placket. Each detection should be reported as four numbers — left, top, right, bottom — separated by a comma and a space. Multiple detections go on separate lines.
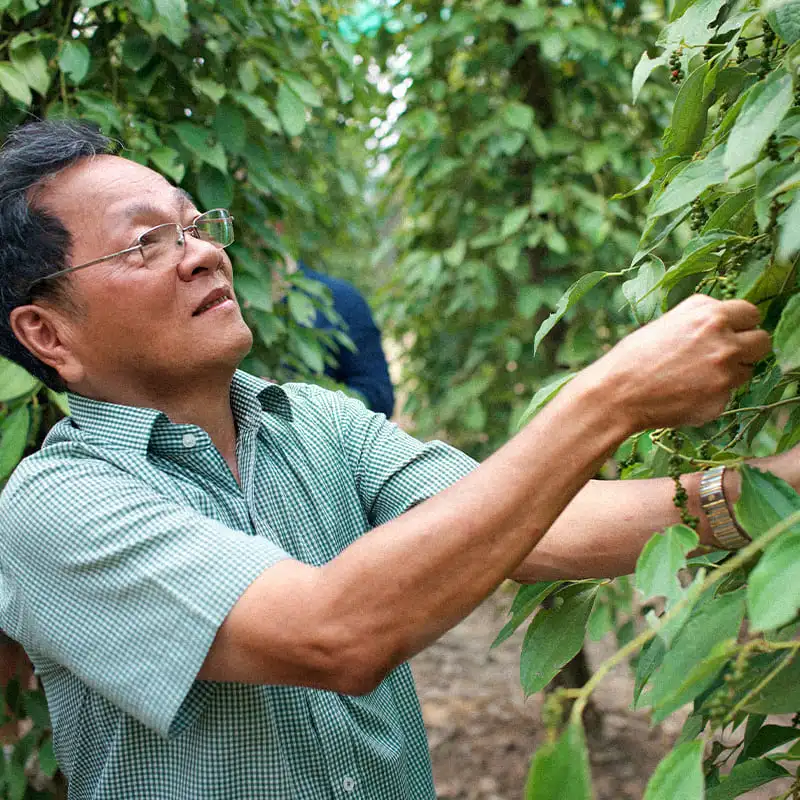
308, 692, 363, 798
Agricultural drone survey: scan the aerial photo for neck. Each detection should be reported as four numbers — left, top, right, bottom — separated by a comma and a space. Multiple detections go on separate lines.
71, 367, 242, 482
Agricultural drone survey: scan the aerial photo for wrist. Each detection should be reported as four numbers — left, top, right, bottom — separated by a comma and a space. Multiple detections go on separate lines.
572, 359, 642, 439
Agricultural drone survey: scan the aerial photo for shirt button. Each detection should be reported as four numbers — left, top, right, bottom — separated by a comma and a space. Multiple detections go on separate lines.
181, 433, 197, 448
342, 776, 355, 792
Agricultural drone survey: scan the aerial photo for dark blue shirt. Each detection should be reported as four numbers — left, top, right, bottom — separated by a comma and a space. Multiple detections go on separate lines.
299, 264, 395, 418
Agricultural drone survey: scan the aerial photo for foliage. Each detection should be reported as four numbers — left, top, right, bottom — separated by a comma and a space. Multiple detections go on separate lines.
502, 0, 800, 796
367, 0, 674, 458
0, 1, 379, 796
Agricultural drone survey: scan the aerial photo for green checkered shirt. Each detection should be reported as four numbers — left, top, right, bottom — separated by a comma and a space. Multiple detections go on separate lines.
0, 371, 477, 799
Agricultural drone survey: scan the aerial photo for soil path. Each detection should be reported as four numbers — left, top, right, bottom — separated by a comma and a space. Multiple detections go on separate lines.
411, 588, 793, 800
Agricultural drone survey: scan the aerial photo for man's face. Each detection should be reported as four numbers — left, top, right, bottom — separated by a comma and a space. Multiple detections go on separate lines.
36, 155, 253, 395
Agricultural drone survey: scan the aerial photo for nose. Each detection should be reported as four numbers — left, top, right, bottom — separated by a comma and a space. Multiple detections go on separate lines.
176, 233, 224, 281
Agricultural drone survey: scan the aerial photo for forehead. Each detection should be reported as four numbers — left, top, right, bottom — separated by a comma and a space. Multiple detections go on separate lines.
38, 155, 190, 232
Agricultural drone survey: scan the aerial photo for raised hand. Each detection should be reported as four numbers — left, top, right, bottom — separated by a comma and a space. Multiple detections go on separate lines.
584, 295, 771, 432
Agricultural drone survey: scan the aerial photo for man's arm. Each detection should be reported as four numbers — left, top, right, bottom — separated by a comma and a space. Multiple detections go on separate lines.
512, 451, 799, 582
198, 296, 770, 694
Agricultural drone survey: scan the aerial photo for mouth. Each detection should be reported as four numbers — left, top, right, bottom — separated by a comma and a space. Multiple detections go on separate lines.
193, 288, 233, 316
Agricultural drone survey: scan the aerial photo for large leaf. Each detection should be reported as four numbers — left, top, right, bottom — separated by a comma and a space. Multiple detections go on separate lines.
724, 69, 793, 177
0, 62, 32, 105
0, 359, 40, 402
769, 1, 800, 43
518, 373, 576, 428
748, 532, 800, 630
533, 272, 609, 354
520, 585, 599, 695
642, 741, 703, 800
706, 759, 789, 800
635, 524, 698, 604
525, 722, 592, 800
742, 652, 800, 714
0, 406, 30, 480
59, 41, 91, 84
9, 37, 50, 95
276, 83, 307, 137
277, 70, 322, 107
622, 260, 665, 324
774, 292, 800, 372
492, 582, 564, 648
153, 0, 190, 45
648, 145, 726, 218
778, 190, 800, 265
734, 465, 800, 539
665, 62, 712, 158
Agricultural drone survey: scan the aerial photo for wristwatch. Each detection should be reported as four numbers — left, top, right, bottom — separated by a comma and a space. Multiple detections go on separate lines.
699, 466, 751, 550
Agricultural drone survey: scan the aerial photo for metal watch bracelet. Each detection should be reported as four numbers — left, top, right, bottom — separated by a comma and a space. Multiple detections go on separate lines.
698, 465, 751, 550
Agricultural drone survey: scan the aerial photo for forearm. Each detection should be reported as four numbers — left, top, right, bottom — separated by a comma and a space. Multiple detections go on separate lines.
513, 451, 800, 582
316, 371, 633, 673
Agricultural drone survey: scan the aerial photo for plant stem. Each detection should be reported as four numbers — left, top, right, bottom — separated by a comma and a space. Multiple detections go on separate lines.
718, 396, 800, 417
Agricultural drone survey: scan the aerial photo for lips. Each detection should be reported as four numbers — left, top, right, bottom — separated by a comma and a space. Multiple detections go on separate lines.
193, 287, 232, 316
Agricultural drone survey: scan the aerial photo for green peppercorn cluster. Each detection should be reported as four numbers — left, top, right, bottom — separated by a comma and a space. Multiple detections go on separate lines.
689, 197, 709, 232
665, 429, 699, 529
759, 22, 776, 79
669, 49, 684, 84
736, 37, 748, 63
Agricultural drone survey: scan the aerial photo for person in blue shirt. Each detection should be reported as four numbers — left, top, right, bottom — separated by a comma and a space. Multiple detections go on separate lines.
297, 261, 395, 418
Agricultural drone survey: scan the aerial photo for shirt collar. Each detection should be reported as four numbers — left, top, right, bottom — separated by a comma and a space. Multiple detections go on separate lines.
65, 370, 293, 454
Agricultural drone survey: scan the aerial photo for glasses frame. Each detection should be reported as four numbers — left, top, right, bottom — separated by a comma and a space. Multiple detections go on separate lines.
29, 208, 235, 290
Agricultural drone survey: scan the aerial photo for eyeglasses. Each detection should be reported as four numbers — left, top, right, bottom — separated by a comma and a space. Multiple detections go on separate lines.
29, 208, 235, 289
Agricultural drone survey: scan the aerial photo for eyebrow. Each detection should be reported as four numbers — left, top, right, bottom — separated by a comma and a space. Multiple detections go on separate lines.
117, 187, 197, 221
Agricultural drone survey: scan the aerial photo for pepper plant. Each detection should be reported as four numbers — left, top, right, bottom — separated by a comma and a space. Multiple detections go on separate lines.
505, 0, 800, 796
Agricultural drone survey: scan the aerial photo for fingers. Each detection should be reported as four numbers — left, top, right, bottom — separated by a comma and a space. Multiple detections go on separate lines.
735, 329, 772, 365
718, 299, 762, 331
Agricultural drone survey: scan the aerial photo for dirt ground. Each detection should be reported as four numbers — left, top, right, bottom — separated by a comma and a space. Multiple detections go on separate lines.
411, 587, 795, 800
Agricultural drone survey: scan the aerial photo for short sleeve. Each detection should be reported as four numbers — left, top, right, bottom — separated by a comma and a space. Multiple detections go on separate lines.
0, 452, 290, 738
289, 385, 478, 526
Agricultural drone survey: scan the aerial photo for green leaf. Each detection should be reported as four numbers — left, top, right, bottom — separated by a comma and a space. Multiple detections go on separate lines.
657, 232, 739, 291
277, 70, 322, 107
635, 524, 699, 604
213, 103, 247, 154
748, 532, 800, 630
502, 102, 534, 131
777, 190, 800, 265
520, 585, 598, 695
769, 1, 800, 43
58, 40, 90, 84
153, 0, 189, 45
492, 582, 564, 648
0, 359, 40, 401
533, 272, 609, 354
622, 260, 665, 324
38, 736, 58, 778
192, 77, 226, 103
9, 38, 50, 95
724, 69, 793, 177
0, 406, 30, 480
0, 62, 32, 105
741, 724, 800, 760
648, 145, 726, 218
743, 651, 800, 713
666, 62, 712, 158
148, 147, 185, 183
642, 741, 703, 800
276, 83, 307, 136
288, 291, 317, 327
706, 759, 789, 800
525, 722, 591, 800
235, 273, 273, 313
232, 92, 281, 134
632, 51, 668, 103
735, 465, 800, 539
646, 594, 744, 721
634, 635, 666, 708
196, 164, 233, 210
774, 293, 800, 372
518, 373, 576, 429
501, 206, 530, 239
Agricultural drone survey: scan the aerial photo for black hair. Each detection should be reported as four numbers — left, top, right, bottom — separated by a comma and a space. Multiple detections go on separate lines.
0, 119, 113, 391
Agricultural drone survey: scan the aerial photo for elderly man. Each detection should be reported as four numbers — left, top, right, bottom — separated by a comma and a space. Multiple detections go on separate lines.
0, 120, 787, 799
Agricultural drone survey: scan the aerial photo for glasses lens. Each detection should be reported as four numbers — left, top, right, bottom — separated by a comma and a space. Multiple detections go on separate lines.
139, 224, 185, 269
194, 209, 234, 248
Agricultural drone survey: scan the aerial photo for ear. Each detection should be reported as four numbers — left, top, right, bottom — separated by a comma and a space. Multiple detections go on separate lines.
9, 303, 85, 386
